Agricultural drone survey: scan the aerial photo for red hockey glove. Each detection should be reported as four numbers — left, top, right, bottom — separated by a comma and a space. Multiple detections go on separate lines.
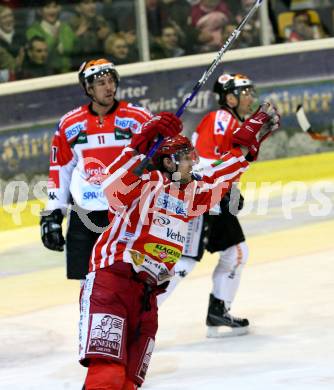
232, 102, 280, 161
130, 112, 183, 154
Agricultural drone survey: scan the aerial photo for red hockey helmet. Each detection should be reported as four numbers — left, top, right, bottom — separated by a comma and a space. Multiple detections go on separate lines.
152, 135, 198, 169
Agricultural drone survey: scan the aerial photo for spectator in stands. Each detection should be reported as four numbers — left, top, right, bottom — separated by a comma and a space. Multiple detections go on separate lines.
151, 24, 185, 59
0, 0, 31, 34
196, 10, 228, 53
160, 0, 192, 30
285, 10, 327, 41
234, 0, 261, 47
69, 0, 110, 69
26, 0, 75, 73
0, 5, 25, 63
99, 1, 137, 56
160, 0, 198, 54
100, 0, 133, 34
16, 35, 52, 79
221, 21, 238, 46
191, 0, 231, 26
104, 33, 137, 65
146, 0, 163, 37
0, 44, 15, 81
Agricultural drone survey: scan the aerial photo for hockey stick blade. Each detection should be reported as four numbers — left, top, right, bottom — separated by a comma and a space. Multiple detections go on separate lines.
296, 104, 334, 142
296, 104, 312, 132
133, 0, 263, 176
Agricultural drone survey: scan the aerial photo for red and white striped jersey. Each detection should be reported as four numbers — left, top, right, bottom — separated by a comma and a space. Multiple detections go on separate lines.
46, 101, 152, 213
90, 146, 249, 285
192, 108, 241, 164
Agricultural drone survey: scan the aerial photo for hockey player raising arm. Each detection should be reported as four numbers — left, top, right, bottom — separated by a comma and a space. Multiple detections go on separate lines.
159, 73, 280, 337
79, 103, 280, 390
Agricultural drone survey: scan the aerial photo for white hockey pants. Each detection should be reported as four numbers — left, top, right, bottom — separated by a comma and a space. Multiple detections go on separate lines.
212, 241, 249, 310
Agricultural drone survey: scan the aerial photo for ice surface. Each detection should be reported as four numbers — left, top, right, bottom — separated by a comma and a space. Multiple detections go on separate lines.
1, 245, 334, 389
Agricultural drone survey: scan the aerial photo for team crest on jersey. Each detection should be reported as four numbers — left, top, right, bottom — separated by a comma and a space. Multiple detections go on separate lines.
87, 313, 124, 358
156, 192, 187, 216
214, 110, 232, 135
65, 120, 87, 141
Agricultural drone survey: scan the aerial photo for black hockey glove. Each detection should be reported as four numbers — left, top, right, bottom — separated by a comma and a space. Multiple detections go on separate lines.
40, 209, 65, 251
220, 185, 244, 215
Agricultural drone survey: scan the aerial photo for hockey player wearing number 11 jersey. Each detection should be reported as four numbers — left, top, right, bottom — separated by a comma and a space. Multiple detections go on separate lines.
40, 59, 153, 281
79, 104, 280, 389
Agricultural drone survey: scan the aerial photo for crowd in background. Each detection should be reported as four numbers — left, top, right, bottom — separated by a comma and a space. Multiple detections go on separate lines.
0, 0, 332, 83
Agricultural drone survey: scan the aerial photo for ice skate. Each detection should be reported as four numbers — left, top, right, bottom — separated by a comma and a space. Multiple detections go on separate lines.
206, 294, 249, 338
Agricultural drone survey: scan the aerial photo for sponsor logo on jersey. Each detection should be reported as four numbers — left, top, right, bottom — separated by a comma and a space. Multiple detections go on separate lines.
71, 132, 88, 146
150, 213, 186, 244
85, 167, 106, 185
138, 338, 155, 381
129, 249, 145, 265
165, 228, 186, 244
144, 243, 181, 263
86, 167, 104, 177
115, 116, 141, 132
114, 128, 132, 140
217, 120, 227, 134
87, 313, 124, 358
119, 232, 135, 244
65, 120, 87, 141
152, 213, 171, 227
156, 192, 187, 216
214, 110, 232, 135
128, 250, 170, 282
83, 191, 104, 200
48, 191, 58, 201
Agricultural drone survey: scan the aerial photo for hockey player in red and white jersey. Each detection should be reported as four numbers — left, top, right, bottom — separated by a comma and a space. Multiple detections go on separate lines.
40, 58, 154, 280
160, 73, 280, 337
195, 73, 262, 337
79, 104, 280, 389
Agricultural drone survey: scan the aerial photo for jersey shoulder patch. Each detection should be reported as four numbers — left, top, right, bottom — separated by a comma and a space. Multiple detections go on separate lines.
214, 109, 233, 135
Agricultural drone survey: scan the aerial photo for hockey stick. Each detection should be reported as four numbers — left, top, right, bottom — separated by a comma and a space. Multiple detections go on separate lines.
296, 104, 334, 141
133, 0, 264, 176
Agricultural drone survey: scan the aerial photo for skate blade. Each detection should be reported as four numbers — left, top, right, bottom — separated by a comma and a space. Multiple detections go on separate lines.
206, 325, 249, 338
